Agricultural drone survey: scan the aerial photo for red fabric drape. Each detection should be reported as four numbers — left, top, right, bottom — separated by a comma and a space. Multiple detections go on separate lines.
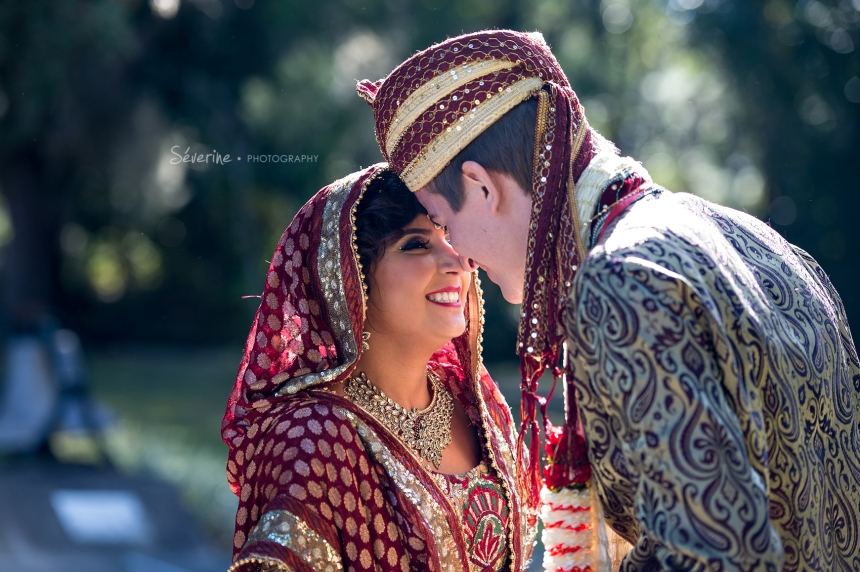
222, 165, 534, 570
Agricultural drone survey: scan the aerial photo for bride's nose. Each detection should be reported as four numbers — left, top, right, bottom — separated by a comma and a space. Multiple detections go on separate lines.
437, 243, 472, 274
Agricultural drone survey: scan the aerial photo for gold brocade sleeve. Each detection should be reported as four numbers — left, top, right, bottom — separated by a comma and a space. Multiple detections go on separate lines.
564, 190, 860, 571
567, 255, 784, 571
236, 509, 343, 572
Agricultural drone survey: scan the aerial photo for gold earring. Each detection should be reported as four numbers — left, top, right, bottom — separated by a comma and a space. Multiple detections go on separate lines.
361, 331, 371, 351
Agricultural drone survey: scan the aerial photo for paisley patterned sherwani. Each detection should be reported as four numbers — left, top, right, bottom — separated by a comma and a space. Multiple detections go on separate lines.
567, 189, 860, 571
354, 26, 859, 570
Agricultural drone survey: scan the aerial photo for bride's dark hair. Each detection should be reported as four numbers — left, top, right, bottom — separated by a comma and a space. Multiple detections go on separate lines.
354, 170, 427, 277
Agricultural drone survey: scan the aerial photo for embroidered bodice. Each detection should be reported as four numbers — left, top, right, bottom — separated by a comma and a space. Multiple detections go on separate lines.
432, 458, 510, 572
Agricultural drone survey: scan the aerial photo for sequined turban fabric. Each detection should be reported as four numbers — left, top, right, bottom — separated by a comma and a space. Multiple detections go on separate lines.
357, 31, 570, 192
359, 30, 599, 521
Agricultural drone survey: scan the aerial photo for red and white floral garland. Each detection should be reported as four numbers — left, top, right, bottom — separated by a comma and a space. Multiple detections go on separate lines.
540, 484, 599, 572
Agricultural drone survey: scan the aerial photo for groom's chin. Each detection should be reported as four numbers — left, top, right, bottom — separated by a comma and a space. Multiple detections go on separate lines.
484, 268, 524, 304
499, 282, 524, 305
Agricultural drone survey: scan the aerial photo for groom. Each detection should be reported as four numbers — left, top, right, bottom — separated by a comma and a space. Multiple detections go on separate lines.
358, 30, 860, 571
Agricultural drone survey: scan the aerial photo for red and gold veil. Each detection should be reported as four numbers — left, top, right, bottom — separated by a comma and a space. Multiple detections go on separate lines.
222, 164, 535, 570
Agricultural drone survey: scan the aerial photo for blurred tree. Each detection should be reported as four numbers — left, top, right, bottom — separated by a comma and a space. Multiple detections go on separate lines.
689, 0, 859, 322
0, 0, 855, 363
0, 0, 137, 333
0, 0, 526, 352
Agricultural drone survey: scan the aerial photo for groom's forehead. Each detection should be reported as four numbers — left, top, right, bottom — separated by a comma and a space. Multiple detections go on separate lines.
414, 191, 448, 221
415, 190, 439, 213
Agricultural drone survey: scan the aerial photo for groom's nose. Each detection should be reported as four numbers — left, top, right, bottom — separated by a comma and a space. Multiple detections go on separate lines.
459, 256, 478, 272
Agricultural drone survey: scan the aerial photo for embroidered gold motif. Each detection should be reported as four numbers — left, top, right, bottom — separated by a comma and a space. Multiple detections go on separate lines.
466, 275, 524, 566
386, 58, 516, 155
231, 509, 343, 572
344, 371, 453, 469
400, 77, 543, 191
431, 461, 511, 572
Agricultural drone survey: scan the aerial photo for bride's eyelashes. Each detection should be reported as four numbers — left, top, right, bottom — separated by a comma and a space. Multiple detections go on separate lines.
398, 227, 449, 252
400, 238, 431, 251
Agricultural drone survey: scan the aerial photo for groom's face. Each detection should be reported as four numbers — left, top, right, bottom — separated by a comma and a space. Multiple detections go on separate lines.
415, 167, 532, 304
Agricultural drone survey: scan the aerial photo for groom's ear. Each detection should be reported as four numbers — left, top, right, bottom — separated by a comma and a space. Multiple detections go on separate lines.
460, 161, 502, 215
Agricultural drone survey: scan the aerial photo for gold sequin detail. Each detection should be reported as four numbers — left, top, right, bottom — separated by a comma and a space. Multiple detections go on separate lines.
232, 509, 343, 572
399, 77, 543, 191
386, 58, 515, 154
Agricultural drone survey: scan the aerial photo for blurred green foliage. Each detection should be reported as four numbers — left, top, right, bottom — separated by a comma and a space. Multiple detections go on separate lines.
0, 0, 857, 362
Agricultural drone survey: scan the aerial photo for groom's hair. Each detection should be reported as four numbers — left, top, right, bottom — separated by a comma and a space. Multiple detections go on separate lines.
427, 98, 537, 212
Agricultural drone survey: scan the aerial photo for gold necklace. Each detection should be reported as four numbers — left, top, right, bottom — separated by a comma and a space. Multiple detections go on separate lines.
344, 371, 453, 469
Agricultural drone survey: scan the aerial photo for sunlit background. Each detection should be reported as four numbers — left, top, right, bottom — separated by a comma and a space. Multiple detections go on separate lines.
0, 0, 857, 568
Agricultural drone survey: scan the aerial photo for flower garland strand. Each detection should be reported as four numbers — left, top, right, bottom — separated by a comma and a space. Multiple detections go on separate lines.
539, 344, 601, 572
540, 485, 595, 572
541, 423, 602, 572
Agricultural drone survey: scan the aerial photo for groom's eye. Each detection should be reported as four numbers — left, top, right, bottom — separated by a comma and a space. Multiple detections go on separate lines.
428, 215, 445, 229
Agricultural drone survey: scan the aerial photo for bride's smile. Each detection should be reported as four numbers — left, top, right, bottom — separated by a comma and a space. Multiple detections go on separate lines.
425, 286, 460, 306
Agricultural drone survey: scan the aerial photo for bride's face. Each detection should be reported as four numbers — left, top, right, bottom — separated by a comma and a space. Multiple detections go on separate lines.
365, 214, 472, 348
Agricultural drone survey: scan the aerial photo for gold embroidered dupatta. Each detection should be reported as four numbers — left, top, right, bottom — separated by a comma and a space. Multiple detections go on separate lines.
222, 165, 534, 571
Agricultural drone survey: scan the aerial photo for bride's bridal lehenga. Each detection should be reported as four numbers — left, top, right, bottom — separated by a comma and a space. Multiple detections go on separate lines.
221, 165, 537, 572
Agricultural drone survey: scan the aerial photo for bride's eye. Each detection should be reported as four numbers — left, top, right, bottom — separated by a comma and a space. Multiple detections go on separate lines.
400, 239, 430, 251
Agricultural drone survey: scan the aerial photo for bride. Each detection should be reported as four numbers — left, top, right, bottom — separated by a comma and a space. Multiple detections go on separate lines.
221, 164, 537, 572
